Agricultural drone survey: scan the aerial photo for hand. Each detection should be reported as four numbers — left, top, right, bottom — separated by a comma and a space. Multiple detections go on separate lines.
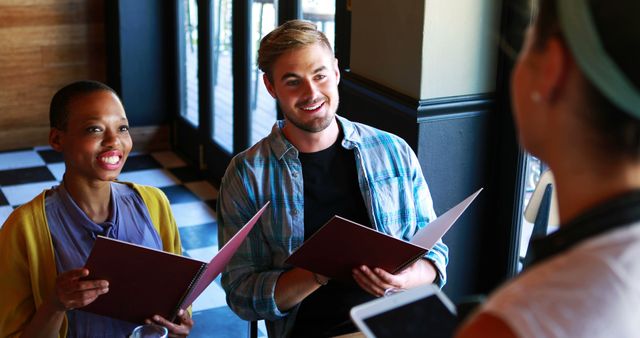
352, 259, 437, 297
352, 265, 401, 297
146, 309, 194, 338
53, 268, 109, 311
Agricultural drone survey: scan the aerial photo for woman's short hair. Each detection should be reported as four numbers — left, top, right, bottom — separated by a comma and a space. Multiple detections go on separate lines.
49, 80, 120, 130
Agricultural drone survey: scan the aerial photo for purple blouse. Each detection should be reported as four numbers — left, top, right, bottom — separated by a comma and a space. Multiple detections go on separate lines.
46, 182, 163, 337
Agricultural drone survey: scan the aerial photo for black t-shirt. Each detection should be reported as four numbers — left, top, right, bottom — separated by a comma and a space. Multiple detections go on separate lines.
298, 136, 371, 239
290, 135, 375, 338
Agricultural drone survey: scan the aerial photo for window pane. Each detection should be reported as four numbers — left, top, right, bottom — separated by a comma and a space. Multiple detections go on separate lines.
302, 0, 335, 49
250, 0, 278, 146
519, 154, 541, 260
213, 0, 234, 153
183, 0, 199, 127
518, 154, 554, 272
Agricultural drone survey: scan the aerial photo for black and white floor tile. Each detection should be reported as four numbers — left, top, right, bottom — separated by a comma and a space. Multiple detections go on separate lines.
0, 147, 266, 338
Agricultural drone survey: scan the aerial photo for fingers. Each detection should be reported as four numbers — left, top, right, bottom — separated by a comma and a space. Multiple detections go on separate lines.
353, 265, 395, 297
147, 310, 193, 338
54, 286, 108, 311
178, 309, 194, 328
372, 267, 400, 285
62, 268, 90, 280
353, 270, 380, 296
54, 268, 109, 311
57, 268, 109, 291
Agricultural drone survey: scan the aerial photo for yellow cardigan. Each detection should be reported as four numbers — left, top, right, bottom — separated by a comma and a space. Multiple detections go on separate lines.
0, 182, 182, 338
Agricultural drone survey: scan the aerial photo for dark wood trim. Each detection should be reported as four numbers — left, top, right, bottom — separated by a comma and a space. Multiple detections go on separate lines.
342, 71, 495, 122
480, 0, 531, 285
278, 0, 301, 24
343, 72, 416, 104
175, 119, 200, 169
174, 0, 208, 178
341, 72, 422, 119
174, 0, 187, 130
0, 127, 49, 152
274, 0, 303, 121
334, 0, 351, 70
202, 141, 232, 186
130, 126, 171, 152
199, 0, 214, 141
233, 0, 252, 153
417, 95, 494, 122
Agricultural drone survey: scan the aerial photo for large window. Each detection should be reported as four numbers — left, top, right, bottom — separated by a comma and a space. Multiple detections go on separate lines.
302, 0, 336, 49
182, 0, 199, 127
248, 0, 337, 146
250, 0, 278, 145
212, 0, 234, 153
176, 0, 337, 179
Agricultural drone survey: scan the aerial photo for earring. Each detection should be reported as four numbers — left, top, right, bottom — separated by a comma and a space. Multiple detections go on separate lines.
530, 91, 542, 103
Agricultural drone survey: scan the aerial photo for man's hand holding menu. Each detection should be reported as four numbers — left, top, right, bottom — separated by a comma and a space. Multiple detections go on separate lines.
284, 189, 483, 287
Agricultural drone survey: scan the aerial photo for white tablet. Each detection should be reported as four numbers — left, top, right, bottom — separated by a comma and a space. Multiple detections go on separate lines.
350, 284, 458, 338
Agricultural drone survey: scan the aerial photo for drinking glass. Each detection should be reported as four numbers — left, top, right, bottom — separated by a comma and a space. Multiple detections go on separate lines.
383, 287, 407, 297
130, 324, 168, 338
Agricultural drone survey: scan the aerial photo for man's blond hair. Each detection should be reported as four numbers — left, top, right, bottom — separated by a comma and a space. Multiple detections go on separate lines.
258, 20, 333, 84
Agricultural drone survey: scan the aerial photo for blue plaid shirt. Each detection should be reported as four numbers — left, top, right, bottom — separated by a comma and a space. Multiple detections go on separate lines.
217, 115, 448, 337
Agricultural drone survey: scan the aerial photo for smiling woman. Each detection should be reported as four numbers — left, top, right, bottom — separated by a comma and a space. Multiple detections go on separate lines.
49, 89, 132, 185
0, 80, 194, 337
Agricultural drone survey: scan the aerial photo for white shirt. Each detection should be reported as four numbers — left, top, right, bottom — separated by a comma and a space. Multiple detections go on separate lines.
481, 222, 640, 338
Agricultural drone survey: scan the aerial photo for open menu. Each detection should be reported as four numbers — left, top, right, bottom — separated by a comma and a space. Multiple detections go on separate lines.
81, 202, 270, 323
285, 189, 482, 281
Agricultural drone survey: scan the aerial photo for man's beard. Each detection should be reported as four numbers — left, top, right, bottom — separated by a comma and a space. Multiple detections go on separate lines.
279, 99, 336, 133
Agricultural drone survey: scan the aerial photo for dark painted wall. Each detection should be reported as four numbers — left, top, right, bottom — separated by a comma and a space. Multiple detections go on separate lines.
418, 113, 490, 299
106, 0, 175, 127
339, 73, 517, 302
339, 75, 419, 150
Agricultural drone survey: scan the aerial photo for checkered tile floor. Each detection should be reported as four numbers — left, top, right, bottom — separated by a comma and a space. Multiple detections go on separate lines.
0, 147, 266, 338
